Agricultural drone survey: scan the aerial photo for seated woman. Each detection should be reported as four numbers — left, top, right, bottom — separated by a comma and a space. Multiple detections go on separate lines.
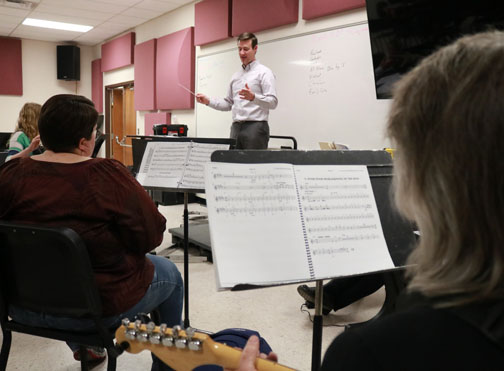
0, 94, 183, 370
6, 102, 42, 161
234, 30, 504, 370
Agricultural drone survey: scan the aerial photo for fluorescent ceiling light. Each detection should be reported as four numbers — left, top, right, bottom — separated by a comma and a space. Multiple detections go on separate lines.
22, 18, 93, 33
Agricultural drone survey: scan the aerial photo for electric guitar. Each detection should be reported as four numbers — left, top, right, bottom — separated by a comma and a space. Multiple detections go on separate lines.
115, 319, 296, 371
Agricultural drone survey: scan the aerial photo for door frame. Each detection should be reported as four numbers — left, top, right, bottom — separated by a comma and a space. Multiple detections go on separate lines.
104, 80, 134, 159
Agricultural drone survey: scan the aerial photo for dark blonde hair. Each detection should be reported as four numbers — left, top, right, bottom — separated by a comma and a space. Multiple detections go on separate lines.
388, 31, 504, 306
15, 102, 41, 140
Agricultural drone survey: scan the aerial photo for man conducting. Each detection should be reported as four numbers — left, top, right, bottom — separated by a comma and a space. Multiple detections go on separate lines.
196, 32, 278, 149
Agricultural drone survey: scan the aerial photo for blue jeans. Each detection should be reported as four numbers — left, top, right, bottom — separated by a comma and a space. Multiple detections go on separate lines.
9, 254, 183, 370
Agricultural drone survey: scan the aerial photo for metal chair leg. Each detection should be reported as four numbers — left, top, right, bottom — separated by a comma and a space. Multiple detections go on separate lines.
106, 353, 117, 371
80, 345, 89, 371
0, 329, 12, 371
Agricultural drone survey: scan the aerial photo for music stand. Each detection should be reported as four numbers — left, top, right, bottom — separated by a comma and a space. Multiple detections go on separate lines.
131, 136, 234, 328
210, 149, 416, 371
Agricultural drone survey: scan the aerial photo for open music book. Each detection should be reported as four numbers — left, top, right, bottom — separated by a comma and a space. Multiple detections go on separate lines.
205, 162, 395, 290
136, 141, 230, 190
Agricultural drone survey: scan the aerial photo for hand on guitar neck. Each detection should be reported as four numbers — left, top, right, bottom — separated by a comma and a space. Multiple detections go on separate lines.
115, 319, 295, 371
227, 335, 278, 371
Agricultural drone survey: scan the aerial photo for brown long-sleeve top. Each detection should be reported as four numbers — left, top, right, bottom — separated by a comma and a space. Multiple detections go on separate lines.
0, 157, 166, 316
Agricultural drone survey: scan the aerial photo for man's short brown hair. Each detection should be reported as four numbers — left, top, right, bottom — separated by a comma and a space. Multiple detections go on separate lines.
237, 32, 258, 48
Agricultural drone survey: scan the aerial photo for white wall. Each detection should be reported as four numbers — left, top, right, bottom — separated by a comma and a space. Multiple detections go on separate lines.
0, 39, 93, 133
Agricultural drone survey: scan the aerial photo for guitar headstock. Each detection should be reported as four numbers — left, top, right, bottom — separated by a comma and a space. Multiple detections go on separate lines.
115, 319, 294, 371
115, 318, 232, 370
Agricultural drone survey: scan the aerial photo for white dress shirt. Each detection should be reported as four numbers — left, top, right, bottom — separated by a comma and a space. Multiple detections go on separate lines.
208, 60, 278, 122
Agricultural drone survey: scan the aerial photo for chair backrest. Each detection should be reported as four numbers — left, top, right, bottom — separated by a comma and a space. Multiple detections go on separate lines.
0, 132, 12, 150
92, 133, 106, 158
0, 222, 103, 320
0, 151, 8, 165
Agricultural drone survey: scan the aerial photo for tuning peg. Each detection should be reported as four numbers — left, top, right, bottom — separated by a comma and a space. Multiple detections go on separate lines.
160, 324, 174, 347
124, 318, 136, 340
185, 327, 195, 338
172, 325, 182, 337
137, 329, 149, 343
146, 321, 156, 333
172, 325, 187, 349
146, 322, 161, 345
134, 320, 142, 330
185, 327, 202, 351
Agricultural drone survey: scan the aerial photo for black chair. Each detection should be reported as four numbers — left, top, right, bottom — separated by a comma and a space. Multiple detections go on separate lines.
92, 132, 107, 158
0, 152, 8, 166
0, 222, 124, 371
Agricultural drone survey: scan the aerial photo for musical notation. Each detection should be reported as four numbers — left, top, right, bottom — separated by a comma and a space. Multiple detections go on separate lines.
301, 192, 370, 201
303, 203, 373, 211
137, 141, 229, 189
309, 233, 381, 245
305, 213, 375, 222
213, 173, 292, 181
299, 184, 367, 190
312, 246, 355, 256
307, 223, 378, 233
216, 205, 298, 215
213, 184, 295, 191
215, 195, 296, 203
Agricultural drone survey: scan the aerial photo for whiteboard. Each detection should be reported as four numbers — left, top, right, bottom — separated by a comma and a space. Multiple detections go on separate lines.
196, 22, 392, 150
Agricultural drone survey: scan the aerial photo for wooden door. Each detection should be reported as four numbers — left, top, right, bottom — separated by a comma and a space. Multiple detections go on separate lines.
109, 85, 136, 166
123, 86, 135, 167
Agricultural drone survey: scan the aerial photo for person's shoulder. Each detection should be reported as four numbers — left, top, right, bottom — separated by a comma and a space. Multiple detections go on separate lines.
8, 131, 24, 143
88, 158, 129, 172
0, 157, 28, 177
255, 60, 273, 72
87, 158, 137, 184
322, 304, 504, 371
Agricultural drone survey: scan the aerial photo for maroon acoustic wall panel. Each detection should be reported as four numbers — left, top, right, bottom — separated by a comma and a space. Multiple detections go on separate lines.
101, 32, 135, 72
303, 0, 365, 20
0, 37, 22, 96
144, 112, 171, 136
232, 0, 298, 36
134, 39, 157, 111
156, 27, 195, 110
91, 59, 103, 113
195, 0, 232, 46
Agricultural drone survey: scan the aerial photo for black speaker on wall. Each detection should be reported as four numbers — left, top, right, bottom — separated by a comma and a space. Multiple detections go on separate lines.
57, 45, 80, 81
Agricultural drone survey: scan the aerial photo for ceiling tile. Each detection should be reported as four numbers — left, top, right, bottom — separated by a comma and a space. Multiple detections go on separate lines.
97, 0, 141, 6
33, 5, 113, 22
134, 0, 179, 12
0, 14, 24, 27
0, 27, 16, 36
0, 6, 30, 17
36, 0, 129, 14
0, 0, 194, 45
121, 6, 159, 19
107, 13, 146, 26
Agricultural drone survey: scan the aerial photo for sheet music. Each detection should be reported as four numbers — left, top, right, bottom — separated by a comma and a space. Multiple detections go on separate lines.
179, 142, 231, 189
294, 165, 394, 278
136, 141, 230, 190
205, 163, 311, 289
136, 141, 190, 188
205, 162, 394, 289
